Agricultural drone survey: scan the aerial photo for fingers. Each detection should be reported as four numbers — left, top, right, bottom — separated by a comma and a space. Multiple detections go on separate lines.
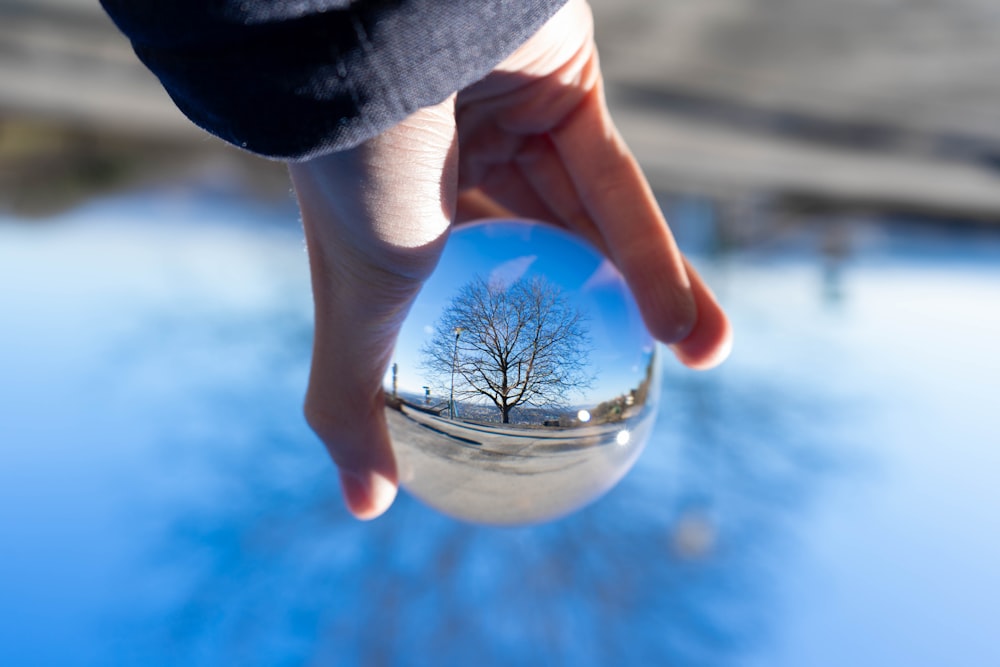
298, 218, 413, 517
550, 85, 732, 369
671, 258, 733, 369
288, 101, 458, 519
552, 87, 696, 343
513, 133, 607, 252
294, 183, 413, 519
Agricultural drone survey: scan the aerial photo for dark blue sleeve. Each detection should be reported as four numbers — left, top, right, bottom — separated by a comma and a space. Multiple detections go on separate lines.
100, 0, 568, 161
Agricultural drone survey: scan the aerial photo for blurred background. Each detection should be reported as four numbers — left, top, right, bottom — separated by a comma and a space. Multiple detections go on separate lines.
2, 1, 998, 665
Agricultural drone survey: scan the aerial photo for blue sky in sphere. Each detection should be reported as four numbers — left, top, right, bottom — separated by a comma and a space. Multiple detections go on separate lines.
386, 220, 655, 404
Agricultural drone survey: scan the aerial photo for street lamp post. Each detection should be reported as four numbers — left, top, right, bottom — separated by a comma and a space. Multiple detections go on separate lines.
450, 327, 464, 419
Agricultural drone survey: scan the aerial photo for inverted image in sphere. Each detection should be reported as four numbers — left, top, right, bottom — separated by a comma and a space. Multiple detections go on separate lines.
383, 219, 659, 524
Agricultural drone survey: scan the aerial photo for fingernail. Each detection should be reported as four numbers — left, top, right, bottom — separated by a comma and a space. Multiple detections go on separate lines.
653, 299, 697, 344
670, 335, 732, 370
340, 470, 398, 520
670, 314, 734, 370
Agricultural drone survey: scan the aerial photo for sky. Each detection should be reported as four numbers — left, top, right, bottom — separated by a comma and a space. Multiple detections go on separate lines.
3, 190, 1000, 665
384, 220, 656, 406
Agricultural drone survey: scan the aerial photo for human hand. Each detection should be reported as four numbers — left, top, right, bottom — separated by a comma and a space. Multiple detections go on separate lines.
288, 0, 732, 520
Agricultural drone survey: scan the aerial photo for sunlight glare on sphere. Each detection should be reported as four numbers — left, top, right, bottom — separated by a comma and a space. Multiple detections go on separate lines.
383, 219, 659, 524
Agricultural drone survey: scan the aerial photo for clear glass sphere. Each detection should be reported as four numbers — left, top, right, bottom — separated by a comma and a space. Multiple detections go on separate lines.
384, 219, 659, 524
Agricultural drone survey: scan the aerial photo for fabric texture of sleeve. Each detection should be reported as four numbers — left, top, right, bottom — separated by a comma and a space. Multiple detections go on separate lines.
100, 0, 569, 161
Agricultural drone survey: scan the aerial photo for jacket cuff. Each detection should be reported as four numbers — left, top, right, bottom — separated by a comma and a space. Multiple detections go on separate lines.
101, 0, 569, 161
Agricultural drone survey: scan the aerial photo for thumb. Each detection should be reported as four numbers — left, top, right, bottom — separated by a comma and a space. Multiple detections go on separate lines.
288, 100, 458, 519
299, 244, 415, 520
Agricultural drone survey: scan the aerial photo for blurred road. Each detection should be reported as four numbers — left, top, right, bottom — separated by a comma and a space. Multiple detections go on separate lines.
2, 0, 999, 217
592, 0, 1000, 216
0, 0, 192, 136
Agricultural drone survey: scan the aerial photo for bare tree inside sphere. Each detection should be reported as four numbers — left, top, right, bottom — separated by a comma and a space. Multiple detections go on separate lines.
421, 276, 594, 424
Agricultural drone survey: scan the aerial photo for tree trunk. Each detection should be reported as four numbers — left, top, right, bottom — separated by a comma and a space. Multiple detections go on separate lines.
501, 405, 511, 424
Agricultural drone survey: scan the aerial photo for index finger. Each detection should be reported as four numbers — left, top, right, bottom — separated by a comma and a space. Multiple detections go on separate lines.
551, 85, 732, 366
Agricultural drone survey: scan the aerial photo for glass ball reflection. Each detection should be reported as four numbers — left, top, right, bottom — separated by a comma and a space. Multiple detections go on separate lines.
384, 219, 659, 524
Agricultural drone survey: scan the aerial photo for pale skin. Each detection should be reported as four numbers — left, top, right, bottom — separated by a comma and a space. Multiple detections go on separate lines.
288, 0, 733, 519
